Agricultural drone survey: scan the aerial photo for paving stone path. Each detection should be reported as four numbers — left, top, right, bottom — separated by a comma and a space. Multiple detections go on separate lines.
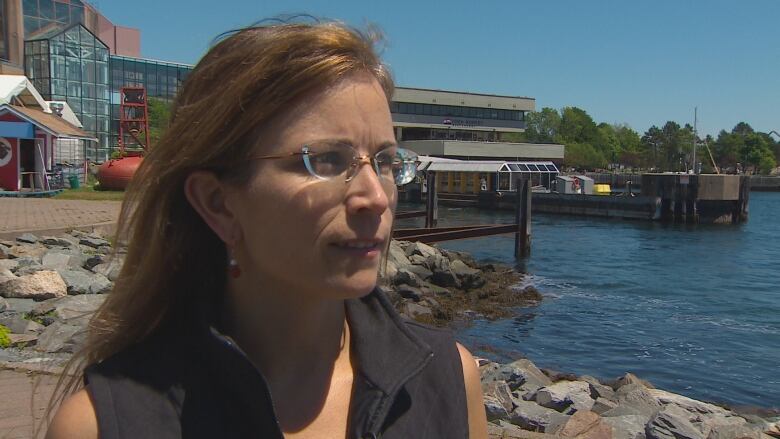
0, 198, 121, 240
0, 370, 58, 439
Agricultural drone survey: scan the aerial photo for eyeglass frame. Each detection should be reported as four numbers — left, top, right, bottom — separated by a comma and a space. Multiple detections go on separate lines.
247, 143, 419, 186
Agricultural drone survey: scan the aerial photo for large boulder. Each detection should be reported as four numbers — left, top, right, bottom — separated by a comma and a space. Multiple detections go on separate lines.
509, 398, 571, 433
614, 373, 654, 390
592, 398, 619, 415
614, 384, 662, 418
0, 296, 7, 312
393, 268, 422, 288
430, 267, 460, 288
79, 236, 110, 249
450, 259, 486, 290
483, 380, 514, 416
602, 415, 648, 439
58, 269, 112, 295
0, 270, 67, 300
645, 405, 704, 439
404, 264, 433, 281
46, 295, 105, 326
35, 321, 86, 353
41, 236, 75, 247
6, 244, 47, 261
582, 375, 617, 401
556, 410, 613, 439
92, 259, 123, 281
535, 381, 595, 414
0, 267, 15, 283
387, 241, 411, 267
706, 425, 771, 439
402, 302, 432, 319
484, 395, 511, 422
481, 359, 553, 393
0, 259, 19, 272
16, 233, 39, 244
647, 389, 733, 417
396, 285, 423, 302
0, 314, 45, 334
404, 241, 438, 259
2, 298, 36, 314
7, 333, 38, 347
41, 249, 85, 271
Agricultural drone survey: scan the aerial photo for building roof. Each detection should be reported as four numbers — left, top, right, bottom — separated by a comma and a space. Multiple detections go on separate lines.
392, 87, 535, 112
401, 140, 565, 160
0, 76, 50, 111
0, 104, 95, 140
424, 159, 559, 173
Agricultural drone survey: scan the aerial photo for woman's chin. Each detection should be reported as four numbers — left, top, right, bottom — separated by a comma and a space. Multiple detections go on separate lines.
321, 273, 379, 300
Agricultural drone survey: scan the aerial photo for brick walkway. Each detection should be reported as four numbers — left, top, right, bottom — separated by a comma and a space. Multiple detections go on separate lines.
0, 370, 58, 439
0, 198, 121, 240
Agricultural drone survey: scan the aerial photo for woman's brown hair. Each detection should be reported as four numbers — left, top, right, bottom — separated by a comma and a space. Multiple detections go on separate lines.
44, 18, 394, 430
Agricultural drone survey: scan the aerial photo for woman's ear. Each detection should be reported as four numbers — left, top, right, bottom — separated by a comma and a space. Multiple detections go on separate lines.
184, 171, 240, 245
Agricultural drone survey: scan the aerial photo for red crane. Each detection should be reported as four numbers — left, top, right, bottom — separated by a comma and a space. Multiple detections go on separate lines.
96, 87, 150, 190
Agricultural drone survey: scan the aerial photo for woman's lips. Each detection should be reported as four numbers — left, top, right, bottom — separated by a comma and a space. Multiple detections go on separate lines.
331, 239, 383, 257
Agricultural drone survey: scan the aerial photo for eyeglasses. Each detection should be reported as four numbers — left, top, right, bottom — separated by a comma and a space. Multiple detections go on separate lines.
250, 141, 419, 186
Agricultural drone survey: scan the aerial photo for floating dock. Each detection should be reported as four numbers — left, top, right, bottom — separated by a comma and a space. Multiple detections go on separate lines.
405, 174, 750, 224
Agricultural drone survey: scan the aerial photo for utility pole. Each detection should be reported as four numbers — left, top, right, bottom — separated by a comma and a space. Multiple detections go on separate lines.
692, 107, 698, 174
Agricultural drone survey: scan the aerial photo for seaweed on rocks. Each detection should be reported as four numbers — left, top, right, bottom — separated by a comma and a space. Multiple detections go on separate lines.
381, 240, 542, 327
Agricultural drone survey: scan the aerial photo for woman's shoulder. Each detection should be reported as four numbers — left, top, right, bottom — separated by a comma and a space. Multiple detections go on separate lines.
46, 389, 98, 439
86, 326, 194, 383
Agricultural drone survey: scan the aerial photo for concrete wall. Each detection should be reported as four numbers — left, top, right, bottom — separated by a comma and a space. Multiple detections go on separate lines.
392, 113, 526, 132
393, 87, 535, 112
698, 174, 741, 200
92, 10, 140, 57
2, 0, 24, 68
402, 140, 565, 160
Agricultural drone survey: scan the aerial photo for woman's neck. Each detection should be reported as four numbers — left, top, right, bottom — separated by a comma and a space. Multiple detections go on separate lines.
220, 278, 355, 432
220, 277, 351, 385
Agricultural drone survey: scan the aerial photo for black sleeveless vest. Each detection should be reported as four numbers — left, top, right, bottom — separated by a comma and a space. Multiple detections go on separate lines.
84, 289, 469, 438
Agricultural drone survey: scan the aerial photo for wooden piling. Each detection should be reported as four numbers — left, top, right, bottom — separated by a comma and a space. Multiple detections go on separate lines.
425, 172, 438, 228
515, 178, 531, 258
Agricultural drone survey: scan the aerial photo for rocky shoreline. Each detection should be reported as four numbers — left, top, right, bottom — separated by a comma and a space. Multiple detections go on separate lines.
1, 231, 778, 438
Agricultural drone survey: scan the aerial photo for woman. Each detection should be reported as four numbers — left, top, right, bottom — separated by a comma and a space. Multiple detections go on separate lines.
46, 20, 487, 438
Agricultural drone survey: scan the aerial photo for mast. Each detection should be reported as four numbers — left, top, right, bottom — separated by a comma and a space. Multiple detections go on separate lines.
692, 107, 697, 174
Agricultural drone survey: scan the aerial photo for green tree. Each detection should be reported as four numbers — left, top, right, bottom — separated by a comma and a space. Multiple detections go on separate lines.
559, 107, 598, 144
563, 142, 608, 170
640, 125, 663, 170
148, 98, 173, 148
741, 133, 776, 174
524, 107, 561, 143
595, 123, 620, 163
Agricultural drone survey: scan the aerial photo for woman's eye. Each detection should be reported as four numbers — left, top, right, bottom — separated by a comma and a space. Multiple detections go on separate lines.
375, 153, 398, 175
313, 151, 348, 175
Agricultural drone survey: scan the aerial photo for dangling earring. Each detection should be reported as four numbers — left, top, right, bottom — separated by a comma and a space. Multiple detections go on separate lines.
228, 250, 241, 278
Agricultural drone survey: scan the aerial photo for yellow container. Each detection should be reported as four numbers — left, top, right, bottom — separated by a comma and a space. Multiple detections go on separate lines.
594, 184, 611, 195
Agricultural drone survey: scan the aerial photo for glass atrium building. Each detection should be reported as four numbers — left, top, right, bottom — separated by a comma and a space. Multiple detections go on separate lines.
24, 24, 109, 160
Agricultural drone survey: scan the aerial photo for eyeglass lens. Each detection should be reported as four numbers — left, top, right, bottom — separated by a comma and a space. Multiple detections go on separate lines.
302, 142, 417, 185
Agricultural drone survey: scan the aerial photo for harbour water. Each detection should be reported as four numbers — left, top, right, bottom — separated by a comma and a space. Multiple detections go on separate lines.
397, 191, 780, 408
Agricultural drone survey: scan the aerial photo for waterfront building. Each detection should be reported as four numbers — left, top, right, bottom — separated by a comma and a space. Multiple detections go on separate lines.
1, 1, 559, 167
391, 87, 564, 163
1, 0, 188, 161
0, 74, 93, 191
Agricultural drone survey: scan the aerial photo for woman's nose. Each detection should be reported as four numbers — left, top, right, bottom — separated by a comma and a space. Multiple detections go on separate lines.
345, 160, 392, 215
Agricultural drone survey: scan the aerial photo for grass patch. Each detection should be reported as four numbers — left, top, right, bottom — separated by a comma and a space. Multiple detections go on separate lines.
53, 173, 125, 201
0, 324, 10, 348
54, 184, 125, 201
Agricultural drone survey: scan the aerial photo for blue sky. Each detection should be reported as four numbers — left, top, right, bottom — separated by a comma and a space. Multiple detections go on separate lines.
96, 0, 779, 138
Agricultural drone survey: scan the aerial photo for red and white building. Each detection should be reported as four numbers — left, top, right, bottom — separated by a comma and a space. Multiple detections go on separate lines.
0, 75, 95, 192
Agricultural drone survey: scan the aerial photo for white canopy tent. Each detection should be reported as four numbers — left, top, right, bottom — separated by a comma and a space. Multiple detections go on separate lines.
419, 158, 559, 191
